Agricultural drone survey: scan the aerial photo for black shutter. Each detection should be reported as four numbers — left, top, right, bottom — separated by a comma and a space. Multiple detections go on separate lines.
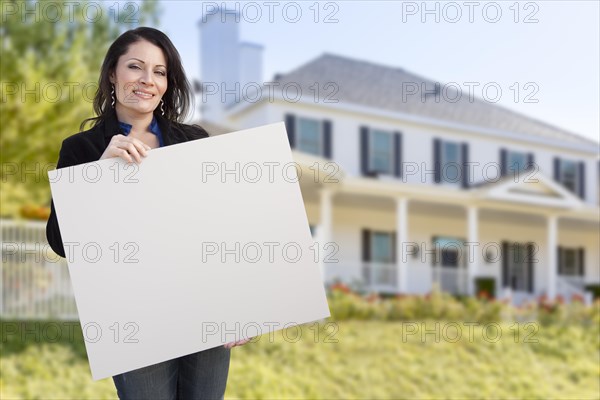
553, 157, 561, 181
285, 114, 296, 148
394, 131, 402, 178
500, 148, 507, 176
578, 247, 585, 276
361, 229, 371, 262
360, 126, 369, 176
501, 241, 509, 288
578, 161, 585, 199
557, 246, 563, 275
431, 236, 438, 266
433, 138, 441, 183
527, 153, 534, 170
526, 243, 534, 293
323, 120, 332, 159
461, 142, 469, 188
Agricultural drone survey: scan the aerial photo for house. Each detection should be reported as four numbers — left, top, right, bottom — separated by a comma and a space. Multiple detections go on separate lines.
197, 9, 600, 303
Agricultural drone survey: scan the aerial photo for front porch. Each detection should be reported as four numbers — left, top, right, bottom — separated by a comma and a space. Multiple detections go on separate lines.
300, 164, 600, 305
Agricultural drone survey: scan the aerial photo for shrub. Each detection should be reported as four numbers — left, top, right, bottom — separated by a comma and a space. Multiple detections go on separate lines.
584, 284, 600, 300
475, 277, 496, 298
326, 283, 598, 326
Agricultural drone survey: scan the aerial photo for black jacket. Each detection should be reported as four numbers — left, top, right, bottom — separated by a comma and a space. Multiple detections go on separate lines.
46, 108, 210, 258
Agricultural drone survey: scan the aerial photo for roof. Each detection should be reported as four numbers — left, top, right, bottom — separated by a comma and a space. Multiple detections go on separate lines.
270, 53, 598, 148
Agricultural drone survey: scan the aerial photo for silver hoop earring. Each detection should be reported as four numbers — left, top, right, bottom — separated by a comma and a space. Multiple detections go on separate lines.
111, 84, 115, 108
160, 99, 165, 116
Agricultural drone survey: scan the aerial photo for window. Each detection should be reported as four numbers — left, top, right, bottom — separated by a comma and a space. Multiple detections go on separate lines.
555, 157, 585, 198
371, 232, 393, 263
559, 159, 578, 194
559, 248, 584, 276
369, 129, 394, 175
360, 127, 402, 178
441, 140, 462, 184
433, 236, 465, 268
297, 117, 322, 156
506, 150, 528, 173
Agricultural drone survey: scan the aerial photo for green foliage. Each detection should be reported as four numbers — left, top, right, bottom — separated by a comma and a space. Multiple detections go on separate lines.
585, 284, 600, 300
0, 0, 160, 216
475, 277, 496, 297
327, 283, 600, 327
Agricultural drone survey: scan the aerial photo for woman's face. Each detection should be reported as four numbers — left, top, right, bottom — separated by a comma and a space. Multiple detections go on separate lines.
109, 40, 168, 117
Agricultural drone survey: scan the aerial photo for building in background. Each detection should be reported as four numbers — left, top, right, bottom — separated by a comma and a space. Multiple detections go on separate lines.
197, 7, 600, 304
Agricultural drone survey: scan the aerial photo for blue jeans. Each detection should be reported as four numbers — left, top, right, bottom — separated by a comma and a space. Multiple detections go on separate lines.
112, 346, 231, 400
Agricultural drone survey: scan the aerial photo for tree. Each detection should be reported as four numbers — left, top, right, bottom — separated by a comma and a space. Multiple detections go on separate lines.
0, 0, 160, 217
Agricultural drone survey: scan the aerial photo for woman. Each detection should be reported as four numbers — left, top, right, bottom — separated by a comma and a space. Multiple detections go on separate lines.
45, 27, 249, 399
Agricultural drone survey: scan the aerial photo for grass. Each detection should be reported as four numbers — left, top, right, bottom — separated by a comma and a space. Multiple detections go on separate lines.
1, 319, 599, 399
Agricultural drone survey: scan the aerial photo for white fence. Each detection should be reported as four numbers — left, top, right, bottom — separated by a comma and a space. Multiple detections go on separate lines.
1, 219, 78, 320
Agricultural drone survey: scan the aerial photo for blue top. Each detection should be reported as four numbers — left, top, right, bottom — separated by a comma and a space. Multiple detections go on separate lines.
118, 115, 165, 147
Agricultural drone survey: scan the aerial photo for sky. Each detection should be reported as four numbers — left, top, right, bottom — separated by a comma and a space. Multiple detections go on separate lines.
152, 0, 599, 144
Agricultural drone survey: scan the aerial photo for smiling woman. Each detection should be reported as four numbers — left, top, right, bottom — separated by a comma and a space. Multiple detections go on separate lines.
45, 26, 250, 400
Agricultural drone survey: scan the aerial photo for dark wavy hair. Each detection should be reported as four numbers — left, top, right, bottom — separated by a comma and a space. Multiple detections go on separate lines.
80, 27, 194, 131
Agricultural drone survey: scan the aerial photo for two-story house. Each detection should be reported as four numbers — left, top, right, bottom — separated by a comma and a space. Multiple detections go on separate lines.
197, 9, 599, 303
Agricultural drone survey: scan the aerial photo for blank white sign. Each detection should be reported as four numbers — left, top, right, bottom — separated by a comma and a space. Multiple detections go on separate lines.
48, 121, 330, 380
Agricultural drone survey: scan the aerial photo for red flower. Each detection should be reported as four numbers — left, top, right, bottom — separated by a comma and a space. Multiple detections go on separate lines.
543, 303, 554, 312
477, 290, 490, 300
571, 293, 585, 303
330, 283, 351, 294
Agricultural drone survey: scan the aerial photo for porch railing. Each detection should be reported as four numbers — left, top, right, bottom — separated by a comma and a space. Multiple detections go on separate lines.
556, 276, 593, 304
362, 262, 397, 293
432, 266, 468, 295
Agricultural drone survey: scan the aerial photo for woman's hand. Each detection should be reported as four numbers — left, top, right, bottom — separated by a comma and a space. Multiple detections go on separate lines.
100, 134, 151, 164
224, 337, 253, 349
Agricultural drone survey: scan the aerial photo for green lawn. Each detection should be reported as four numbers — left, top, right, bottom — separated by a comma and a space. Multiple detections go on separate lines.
1, 319, 598, 399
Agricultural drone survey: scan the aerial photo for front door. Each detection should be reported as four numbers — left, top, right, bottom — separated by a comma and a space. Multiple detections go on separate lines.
370, 232, 394, 286
432, 236, 467, 294
502, 242, 534, 293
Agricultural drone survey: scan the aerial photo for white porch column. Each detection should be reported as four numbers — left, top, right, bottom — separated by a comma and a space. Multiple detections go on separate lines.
319, 188, 333, 282
547, 215, 558, 300
396, 198, 408, 293
467, 206, 478, 296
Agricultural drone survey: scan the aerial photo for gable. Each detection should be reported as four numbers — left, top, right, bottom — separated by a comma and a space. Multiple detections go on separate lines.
479, 170, 584, 209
